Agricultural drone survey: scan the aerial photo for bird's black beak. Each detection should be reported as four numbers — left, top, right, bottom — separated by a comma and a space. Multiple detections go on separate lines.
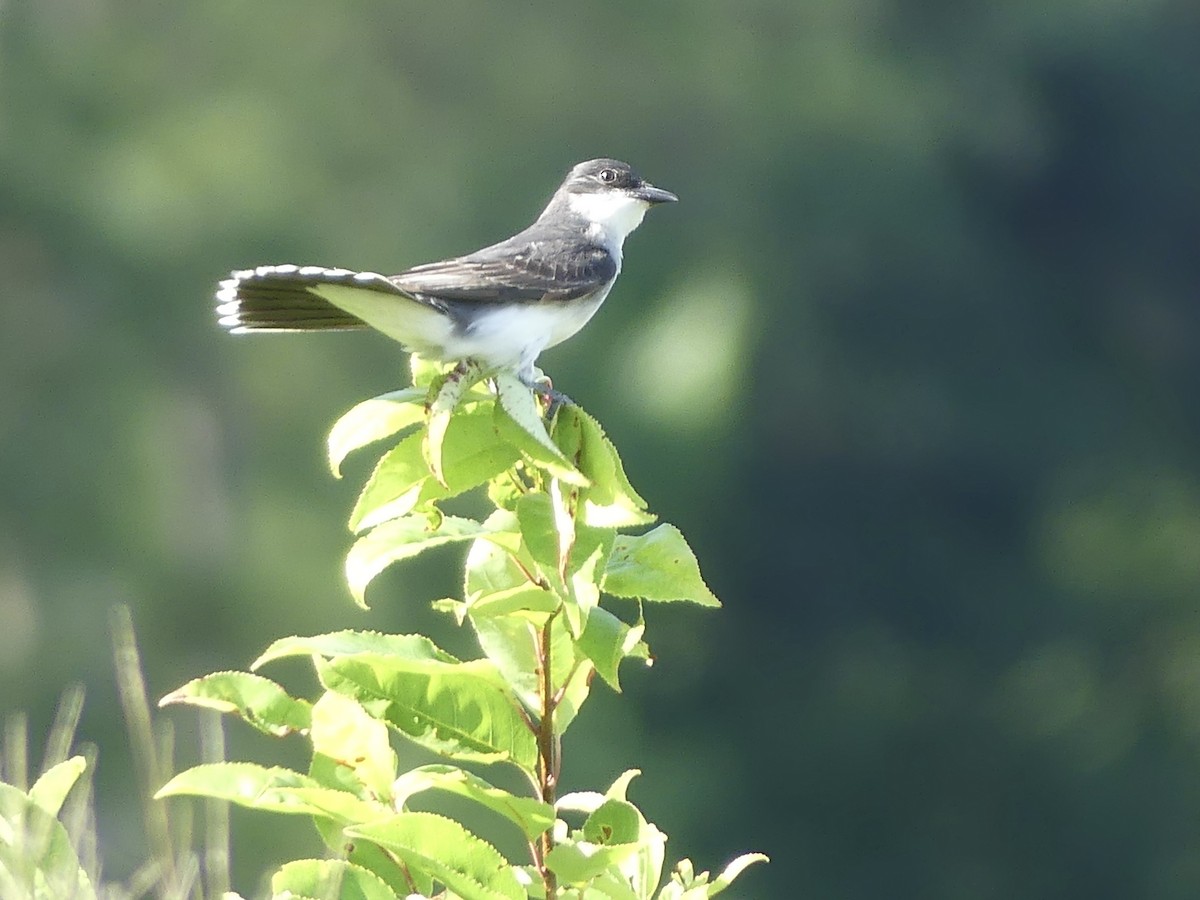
633, 181, 679, 204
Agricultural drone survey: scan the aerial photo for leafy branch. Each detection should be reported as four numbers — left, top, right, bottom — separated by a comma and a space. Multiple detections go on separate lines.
156, 356, 765, 899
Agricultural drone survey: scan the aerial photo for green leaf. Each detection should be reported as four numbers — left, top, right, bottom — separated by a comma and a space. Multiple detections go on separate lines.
464, 513, 530, 601
310, 691, 396, 801
409, 353, 457, 388
493, 371, 588, 486
584, 799, 643, 846
557, 789, 608, 815
603, 525, 720, 607
0, 782, 96, 900
392, 764, 554, 841
158, 671, 312, 736
568, 523, 616, 578
327, 387, 427, 478
586, 870, 642, 900
253, 630, 457, 669
346, 812, 524, 900
486, 466, 527, 511
558, 770, 665, 896
346, 514, 489, 607
564, 523, 611, 636
460, 509, 559, 617
277, 787, 392, 825
553, 405, 654, 528
468, 612, 539, 708
348, 428, 431, 531
555, 656, 595, 734
425, 364, 481, 485
517, 490, 576, 590
429, 405, 526, 493
516, 491, 558, 573
544, 838, 642, 886
271, 859, 396, 900
562, 775, 666, 898
705, 853, 770, 896
158, 763, 388, 825
157, 763, 320, 812
28, 756, 86, 817
576, 606, 649, 691
470, 610, 580, 719
467, 584, 561, 618
154, 762, 300, 805
318, 653, 539, 774
606, 769, 642, 802
350, 408, 521, 532
342, 839, 434, 897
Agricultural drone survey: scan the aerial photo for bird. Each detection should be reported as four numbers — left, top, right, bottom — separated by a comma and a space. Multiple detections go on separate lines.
215, 158, 677, 390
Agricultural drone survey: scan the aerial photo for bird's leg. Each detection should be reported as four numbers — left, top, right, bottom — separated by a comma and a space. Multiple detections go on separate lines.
527, 375, 574, 418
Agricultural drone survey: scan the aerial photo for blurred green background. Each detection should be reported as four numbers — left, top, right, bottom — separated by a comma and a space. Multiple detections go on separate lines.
3, 1, 1200, 897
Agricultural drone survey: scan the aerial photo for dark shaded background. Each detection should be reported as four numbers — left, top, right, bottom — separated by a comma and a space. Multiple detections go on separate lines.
3, 1, 1200, 897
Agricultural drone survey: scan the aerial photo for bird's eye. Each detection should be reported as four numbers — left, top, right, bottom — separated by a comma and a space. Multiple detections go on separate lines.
598, 168, 617, 184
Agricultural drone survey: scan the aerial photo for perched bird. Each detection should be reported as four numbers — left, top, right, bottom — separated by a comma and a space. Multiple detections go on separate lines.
216, 158, 677, 387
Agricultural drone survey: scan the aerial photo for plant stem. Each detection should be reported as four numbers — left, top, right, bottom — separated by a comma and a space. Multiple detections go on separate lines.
537, 612, 559, 897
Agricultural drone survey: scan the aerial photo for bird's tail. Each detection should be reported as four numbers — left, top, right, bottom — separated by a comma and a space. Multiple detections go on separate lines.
216, 265, 407, 332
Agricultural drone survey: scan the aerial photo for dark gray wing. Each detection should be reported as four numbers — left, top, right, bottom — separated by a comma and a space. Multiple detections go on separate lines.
389, 238, 617, 305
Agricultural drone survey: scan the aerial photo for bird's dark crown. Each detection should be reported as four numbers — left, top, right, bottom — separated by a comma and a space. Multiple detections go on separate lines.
563, 158, 642, 194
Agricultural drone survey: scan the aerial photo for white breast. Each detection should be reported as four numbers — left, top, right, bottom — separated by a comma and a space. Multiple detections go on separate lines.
445, 285, 613, 379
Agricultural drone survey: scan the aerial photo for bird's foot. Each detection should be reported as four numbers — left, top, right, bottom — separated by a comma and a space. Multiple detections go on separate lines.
529, 377, 574, 418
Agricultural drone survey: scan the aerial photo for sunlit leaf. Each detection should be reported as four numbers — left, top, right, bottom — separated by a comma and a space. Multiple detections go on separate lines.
585, 870, 641, 900
410, 354, 462, 388
318, 653, 539, 774
470, 609, 579, 719
253, 630, 458, 670
603, 525, 720, 607
705, 852, 769, 896
568, 524, 615, 578
327, 387, 427, 478
346, 812, 524, 900
278, 787, 392, 825
517, 489, 574, 590
271, 859, 395, 900
553, 405, 654, 528
586, 773, 667, 900
584, 799, 642, 846
467, 584, 560, 618
0, 782, 95, 899
346, 514, 489, 607
310, 691, 396, 801
392, 764, 554, 840
350, 409, 521, 532
486, 466, 527, 511
156, 763, 320, 813
28, 756, 86, 818
606, 769, 642, 802
425, 364, 481, 485
576, 606, 649, 691
554, 656, 595, 734
493, 371, 588, 486
158, 671, 311, 736
463, 511, 530, 601
347, 428, 430, 532
544, 838, 642, 885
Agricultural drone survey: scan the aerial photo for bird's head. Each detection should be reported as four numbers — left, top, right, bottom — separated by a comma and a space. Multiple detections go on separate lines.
551, 158, 678, 246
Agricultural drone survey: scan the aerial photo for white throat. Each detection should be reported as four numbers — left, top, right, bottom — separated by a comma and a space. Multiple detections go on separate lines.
566, 191, 651, 254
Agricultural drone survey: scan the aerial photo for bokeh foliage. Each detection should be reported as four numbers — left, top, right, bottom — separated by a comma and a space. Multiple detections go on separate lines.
2, 1, 1199, 897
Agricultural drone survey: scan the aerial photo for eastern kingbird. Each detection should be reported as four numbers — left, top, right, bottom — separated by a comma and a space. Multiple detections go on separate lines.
216, 158, 677, 386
